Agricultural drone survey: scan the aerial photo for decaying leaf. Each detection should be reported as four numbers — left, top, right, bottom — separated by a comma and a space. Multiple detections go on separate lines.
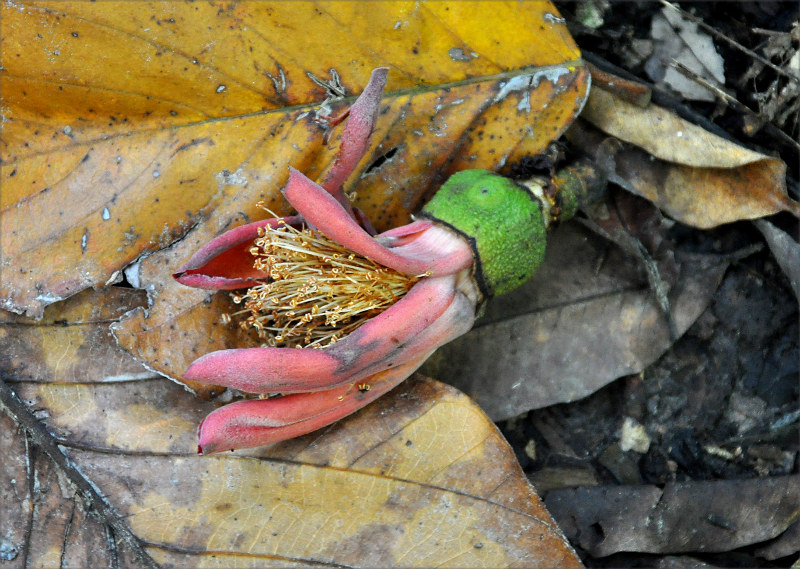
1, 0, 587, 319
0, 287, 154, 383
545, 475, 800, 556
422, 222, 729, 420
577, 85, 799, 228
1, 287, 581, 566
754, 219, 800, 303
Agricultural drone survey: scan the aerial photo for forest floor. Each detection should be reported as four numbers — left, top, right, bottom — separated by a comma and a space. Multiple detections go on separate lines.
499, 2, 800, 567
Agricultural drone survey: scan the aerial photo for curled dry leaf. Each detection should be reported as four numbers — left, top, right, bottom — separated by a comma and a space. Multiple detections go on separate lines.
1, 1, 587, 319
578, 85, 799, 228
1, 285, 581, 566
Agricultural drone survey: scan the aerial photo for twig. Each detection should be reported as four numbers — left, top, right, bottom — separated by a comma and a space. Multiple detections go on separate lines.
0, 376, 160, 569
669, 59, 744, 110
670, 59, 800, 152
659, 0, 800, 83
751, 27, 796, 38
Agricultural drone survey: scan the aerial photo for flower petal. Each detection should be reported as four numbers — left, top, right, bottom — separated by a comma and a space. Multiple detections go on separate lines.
354, 279, 476, 374
183, 275, 460, 392
197, 351, 429, 454
376, 219, 434, 240
174, 216, 301, 290
284, 168, 473, 276
321, 67, 388, 208
376, 222, 475, 275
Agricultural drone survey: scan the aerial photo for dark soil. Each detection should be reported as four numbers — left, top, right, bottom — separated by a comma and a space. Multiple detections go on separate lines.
499, 2, 800, 567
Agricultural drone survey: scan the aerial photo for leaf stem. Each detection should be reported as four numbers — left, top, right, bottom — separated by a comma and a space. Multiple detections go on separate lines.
0, 376, 161, 569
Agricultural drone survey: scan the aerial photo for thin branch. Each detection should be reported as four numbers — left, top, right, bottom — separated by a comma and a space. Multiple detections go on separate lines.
751, 27, 797, 38
659, 0, 800, 83
669, 59, 800, 153
0, 376, 160, 569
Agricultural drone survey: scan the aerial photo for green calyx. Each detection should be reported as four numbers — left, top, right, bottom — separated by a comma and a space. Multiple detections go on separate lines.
419, 169, 548, 298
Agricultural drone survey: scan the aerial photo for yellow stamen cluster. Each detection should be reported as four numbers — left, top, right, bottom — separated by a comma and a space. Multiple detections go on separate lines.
228, 215, 418, 349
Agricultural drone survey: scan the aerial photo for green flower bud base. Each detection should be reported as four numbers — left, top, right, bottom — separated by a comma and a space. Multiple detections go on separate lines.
420, 170, 547, 298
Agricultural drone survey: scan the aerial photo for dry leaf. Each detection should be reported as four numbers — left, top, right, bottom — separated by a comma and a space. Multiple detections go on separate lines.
0, 286, 581, 566
755, 219, 800, 303
1, 0, 587, 319
0, 287, 154, 383
546, 475, 800, 556
422, 222, 728, 420
577, 86, 798, 228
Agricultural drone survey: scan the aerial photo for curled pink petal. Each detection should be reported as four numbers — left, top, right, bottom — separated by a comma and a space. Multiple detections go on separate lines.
174, 216, 301, 290
183, 276, 457, 392
376, 219, 434, 241
352, 278, 476, 378
321, 67, 388, 209
184, 346, 338, 393
197, 351, 428, 454
376, 222, 475, 275
284, 168, 473, 276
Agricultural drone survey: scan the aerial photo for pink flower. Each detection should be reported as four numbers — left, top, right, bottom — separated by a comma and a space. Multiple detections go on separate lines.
174, 69, 480, 453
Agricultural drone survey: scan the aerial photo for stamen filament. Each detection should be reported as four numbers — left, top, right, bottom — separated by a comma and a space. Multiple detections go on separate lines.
229, 216, 418, 348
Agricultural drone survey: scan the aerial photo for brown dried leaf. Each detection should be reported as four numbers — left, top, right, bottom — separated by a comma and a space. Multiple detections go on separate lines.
422, 220, 728, 421
545, 475, 800, 556
578, 86, 799, 228
0, 287, 154, 383
1, 290, 580, 567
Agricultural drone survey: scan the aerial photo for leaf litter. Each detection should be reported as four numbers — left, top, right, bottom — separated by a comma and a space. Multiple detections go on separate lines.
1, 1, 799, 566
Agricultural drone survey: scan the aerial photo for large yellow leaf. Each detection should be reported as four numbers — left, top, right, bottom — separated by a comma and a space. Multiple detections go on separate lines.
1, 1, 587, 318
1, 289, 581, 567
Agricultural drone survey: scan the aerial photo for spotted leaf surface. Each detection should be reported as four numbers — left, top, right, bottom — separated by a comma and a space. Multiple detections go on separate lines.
1, 1, 587, 318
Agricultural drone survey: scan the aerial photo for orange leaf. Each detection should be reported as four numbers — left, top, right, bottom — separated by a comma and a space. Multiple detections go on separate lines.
1, 1, 588, 318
